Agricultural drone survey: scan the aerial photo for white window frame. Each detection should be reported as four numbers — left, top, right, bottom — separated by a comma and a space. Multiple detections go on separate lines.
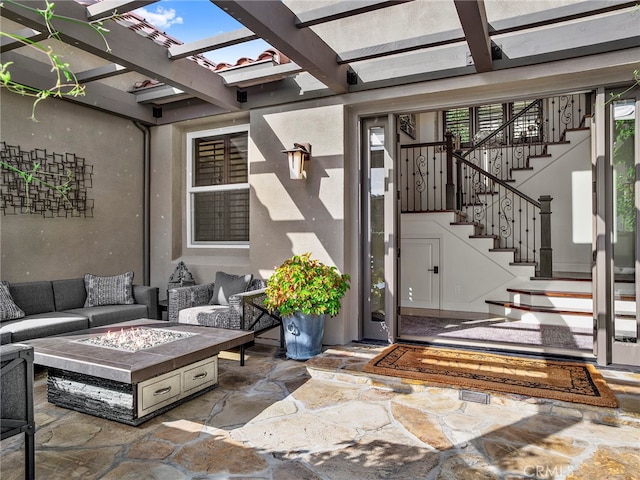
186, 124, 250, 248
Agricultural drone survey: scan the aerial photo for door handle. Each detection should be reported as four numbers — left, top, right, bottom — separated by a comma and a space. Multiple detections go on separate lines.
428, 266, 439, 274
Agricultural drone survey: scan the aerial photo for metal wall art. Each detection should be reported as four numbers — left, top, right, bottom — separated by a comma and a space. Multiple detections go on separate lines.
0, 142, 94, 217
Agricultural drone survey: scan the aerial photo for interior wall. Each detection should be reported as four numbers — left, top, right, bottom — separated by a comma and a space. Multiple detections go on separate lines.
0, 92, 145, 283
402, 214, 521, 312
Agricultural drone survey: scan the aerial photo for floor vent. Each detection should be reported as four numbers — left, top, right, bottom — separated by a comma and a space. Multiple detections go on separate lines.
459, 390, 490, 404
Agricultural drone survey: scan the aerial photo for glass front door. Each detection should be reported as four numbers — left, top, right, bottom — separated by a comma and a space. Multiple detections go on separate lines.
361, 116, 397, 342
610, 93, 640, 365
595, 88, 640, 366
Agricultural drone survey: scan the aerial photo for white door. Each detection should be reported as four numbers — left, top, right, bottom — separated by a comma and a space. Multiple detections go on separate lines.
401, 237, 440, 309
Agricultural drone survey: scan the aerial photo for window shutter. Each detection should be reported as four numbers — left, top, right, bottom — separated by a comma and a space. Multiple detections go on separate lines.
512, 100, 542, 142
444, 108, 471, 144
191, 131, 249, 243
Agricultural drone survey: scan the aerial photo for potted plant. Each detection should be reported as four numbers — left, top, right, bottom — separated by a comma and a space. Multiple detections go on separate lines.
264, 253, 350, 360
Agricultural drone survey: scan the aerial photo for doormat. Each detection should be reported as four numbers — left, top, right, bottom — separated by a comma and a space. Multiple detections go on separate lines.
363, 344, 618, 407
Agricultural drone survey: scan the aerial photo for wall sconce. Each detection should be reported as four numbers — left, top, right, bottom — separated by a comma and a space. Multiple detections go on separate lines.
282, 143, 311, 180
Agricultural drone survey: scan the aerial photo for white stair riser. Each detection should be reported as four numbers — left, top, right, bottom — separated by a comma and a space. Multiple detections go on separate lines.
508, 293, 636, 313
488, 304, 637, 331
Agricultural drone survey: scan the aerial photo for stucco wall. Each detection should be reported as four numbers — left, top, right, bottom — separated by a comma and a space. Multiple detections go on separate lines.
149, 102, 349, 345
0, 91, 145, 283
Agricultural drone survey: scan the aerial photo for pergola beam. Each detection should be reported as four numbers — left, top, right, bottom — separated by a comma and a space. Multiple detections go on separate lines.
3, 52, 157, 124
86, 0, 159, 21
1, 0, 240, 111
75, 63, 129, 83
168, 28, 257, 60
490, 0, 637, 34
294, 0, 413, 28
0, 28, 48, 53
212, 0, 349, 94
339, 28, 465, 64
453, 0, 492, 73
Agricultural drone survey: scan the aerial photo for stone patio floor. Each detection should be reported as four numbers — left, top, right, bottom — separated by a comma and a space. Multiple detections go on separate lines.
1, 343, 639, 479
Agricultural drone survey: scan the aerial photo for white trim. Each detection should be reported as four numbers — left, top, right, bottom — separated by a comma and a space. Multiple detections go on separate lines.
186, 124, 250, 249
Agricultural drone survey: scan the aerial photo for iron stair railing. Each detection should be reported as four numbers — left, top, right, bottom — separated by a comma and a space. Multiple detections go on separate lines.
445, 99, 553, 276
451, 150, 552, 277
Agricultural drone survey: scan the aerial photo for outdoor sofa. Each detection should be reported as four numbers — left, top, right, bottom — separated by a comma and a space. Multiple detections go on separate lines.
0, 273, 159, 345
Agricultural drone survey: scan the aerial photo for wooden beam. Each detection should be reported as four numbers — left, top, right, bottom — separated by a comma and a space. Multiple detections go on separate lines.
86, 0, 159, 21
168, 28, 257, 60
294, 0, 412, 28
453, 0, 492, 73
0, 28, 48, 53
490, 0, 637, 34
75, 64, 129, 83
212, 0, 349, 94
338, 28, 465, 64
1, 0, 240, 111
2, 52, 157, 124
340, 1, 637, 65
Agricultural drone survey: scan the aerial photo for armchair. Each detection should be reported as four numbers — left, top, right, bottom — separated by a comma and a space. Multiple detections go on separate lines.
168, 278, 281, 356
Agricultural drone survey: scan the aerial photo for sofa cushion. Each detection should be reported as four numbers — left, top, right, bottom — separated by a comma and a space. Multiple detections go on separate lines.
0, 282, 25, 322
84, 272, 135, 307
65, 304, 148, 328
210, 272, 252, 306
178, 305, 236, 328
8, 281, 55, 316
0, 312, 89, 343
52, 278, 87, 311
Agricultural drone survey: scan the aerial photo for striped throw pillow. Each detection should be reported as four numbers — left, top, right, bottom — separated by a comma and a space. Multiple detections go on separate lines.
84, 272, 135, 307
0, 281, 25, 321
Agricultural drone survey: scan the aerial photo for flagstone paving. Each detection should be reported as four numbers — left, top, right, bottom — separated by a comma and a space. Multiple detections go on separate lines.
1, 343, 639, 479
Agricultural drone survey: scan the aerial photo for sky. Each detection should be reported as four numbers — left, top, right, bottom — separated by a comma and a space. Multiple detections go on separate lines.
133, 0, 270, 64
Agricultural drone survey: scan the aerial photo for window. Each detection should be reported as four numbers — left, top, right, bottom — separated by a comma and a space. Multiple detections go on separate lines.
511, 100, 542, 142
444, 100, 542, 145
444, 107, 471, 144
186, 125, 249, 247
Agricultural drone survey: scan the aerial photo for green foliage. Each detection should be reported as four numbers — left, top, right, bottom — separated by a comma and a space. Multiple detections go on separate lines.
264, 253, 351, 318
0, 0, 113, 121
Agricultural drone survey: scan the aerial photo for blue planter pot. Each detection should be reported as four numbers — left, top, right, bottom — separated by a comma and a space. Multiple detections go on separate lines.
282, 312, 326, 360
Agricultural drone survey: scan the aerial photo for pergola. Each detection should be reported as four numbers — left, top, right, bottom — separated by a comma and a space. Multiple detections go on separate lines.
1, 0, 638, 125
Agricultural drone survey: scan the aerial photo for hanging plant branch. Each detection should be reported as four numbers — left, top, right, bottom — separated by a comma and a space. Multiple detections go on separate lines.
0, 0, 115, 121
606, 69, 640, 105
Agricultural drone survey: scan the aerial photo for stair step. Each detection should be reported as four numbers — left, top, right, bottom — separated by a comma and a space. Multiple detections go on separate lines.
511, 167, 534, 172
449, 222, 484, 230
528, 154, 552, 159
450, 221, 484, 229
490, 248, 517, 253
507, 288, 635, 302
561, 127, 590, 141
486, 300, 635, 319
510, 261, 537, 267
565, 126, 590, 132
470, 234, 498, 239
487, 300, 636, 319
486, 300, 592, 317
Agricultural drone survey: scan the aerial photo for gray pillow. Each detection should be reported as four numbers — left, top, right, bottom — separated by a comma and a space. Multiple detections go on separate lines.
0, 281, 25, 321
210, 272, 253, 306
84, 272, 135, 307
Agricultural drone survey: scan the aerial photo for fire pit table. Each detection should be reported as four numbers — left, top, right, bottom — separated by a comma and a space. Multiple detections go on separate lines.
25, 319, 253, 425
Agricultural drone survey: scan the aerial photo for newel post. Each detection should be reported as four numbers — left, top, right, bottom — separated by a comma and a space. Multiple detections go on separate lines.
539, 195, 553, 277
445, 131, 455, 210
